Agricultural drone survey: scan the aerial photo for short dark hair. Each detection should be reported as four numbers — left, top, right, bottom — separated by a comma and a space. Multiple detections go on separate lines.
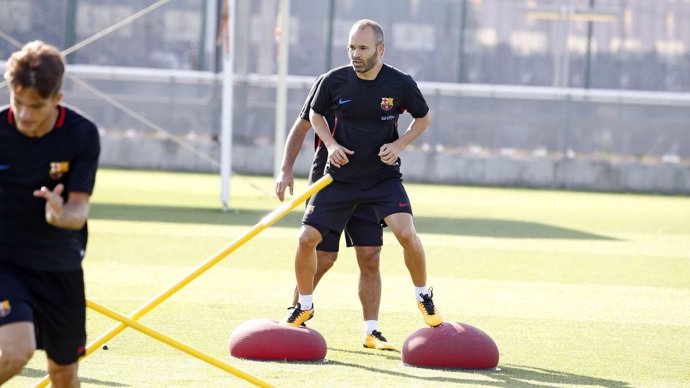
352, 19, 384, 45
4, 40, 65, 98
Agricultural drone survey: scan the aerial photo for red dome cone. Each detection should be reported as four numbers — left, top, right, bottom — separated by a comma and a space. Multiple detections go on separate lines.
402, 322, 499, 369
229, 319, 327, 361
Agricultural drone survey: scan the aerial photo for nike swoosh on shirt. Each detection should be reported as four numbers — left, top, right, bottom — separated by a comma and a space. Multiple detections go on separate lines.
399, 202, 410, 207
339, 98, 351, 105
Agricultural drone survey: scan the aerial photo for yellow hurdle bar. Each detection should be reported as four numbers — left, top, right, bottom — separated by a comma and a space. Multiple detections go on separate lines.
86, 300, 275, 388
33, 174, 332, 388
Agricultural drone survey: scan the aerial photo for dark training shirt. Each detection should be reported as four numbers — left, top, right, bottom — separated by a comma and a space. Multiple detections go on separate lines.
0, 105, 100, 271
311, 64, 429, 184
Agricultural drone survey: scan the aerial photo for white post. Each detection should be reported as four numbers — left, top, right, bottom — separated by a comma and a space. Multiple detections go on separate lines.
273, 0, 290, 180
220, 0, 236, 210
561, 4, 573, 88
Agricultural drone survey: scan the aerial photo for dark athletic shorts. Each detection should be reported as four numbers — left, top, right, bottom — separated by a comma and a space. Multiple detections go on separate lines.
0, 264, 86, 365
303, 177, 412, 240
317, 203, 383, 252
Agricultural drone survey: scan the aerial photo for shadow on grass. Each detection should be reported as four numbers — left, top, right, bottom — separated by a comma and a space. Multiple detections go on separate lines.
90, 203, 303, 228
328, 346, 401, 361
492, 365, 631, 388
90, 203, 616, 240
322, 358, 631, 387
20, 367, 129, 386
228, 356, 331, 366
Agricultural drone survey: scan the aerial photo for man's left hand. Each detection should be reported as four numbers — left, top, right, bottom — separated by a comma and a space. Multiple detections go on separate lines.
378, 143, 402, 165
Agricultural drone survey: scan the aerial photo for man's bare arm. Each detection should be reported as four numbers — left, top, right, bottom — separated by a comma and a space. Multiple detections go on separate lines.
309, 109, 353, 168
276, 117, 312, 201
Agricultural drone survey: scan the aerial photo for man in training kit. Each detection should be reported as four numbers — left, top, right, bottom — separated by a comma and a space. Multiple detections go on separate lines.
276, 74, 395, 350
0, 41, 101, 387
279, 19, 443, 330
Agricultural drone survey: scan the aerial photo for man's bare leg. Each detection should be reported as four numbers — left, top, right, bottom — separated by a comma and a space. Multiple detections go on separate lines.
0, 322, 36, 384
47, 359, 79, 388
294, 225, 322, 296
356, 245, 396, 350
290, 246, 381, 320
384, 213, 426, 286
384, 213, 443, 327
281, 225, 322, 327
292, 250, 337, 306
355, 246, 381, 321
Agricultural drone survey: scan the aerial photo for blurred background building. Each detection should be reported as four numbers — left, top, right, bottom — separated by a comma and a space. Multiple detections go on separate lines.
1, 0, 689, 193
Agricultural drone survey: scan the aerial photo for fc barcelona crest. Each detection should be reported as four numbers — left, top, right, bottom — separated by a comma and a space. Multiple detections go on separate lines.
0, 300, 10, 318
380, 97, 394, 111
49, 161, 70, 180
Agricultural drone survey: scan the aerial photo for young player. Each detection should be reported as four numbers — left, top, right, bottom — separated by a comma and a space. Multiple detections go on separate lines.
0, 41, 100, 387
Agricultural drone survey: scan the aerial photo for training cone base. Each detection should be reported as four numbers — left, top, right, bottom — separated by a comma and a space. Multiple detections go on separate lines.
229, 319, 327, 361
402, 322, 499, 369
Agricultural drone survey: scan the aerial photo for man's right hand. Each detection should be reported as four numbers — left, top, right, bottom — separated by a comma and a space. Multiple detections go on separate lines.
275, 171, 294, 202
326, 143, 354, 168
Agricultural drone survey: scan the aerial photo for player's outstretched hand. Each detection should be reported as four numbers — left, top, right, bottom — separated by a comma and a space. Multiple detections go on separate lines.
33, 184, 65, 226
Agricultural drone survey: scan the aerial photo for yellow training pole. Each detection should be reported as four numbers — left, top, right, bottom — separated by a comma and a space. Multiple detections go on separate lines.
86, 300, 275, 387
33, 174, 332, 388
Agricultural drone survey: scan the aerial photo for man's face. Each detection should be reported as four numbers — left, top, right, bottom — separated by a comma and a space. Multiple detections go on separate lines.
348, 27, 382, 74
10, 86, 61, 137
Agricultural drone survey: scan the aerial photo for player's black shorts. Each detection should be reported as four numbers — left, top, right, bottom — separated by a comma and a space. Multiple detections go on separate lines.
0, 263, 86, 365
317, 203, 383, 252
303, 177, 412, 240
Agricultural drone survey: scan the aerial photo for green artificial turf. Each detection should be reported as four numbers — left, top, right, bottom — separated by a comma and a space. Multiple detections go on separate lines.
10, 169, 690, 388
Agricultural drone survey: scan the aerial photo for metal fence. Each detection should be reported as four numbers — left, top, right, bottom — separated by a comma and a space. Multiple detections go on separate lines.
3, 65, 686, 163
1, 0, 689, 183
3, 0, 690, 89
